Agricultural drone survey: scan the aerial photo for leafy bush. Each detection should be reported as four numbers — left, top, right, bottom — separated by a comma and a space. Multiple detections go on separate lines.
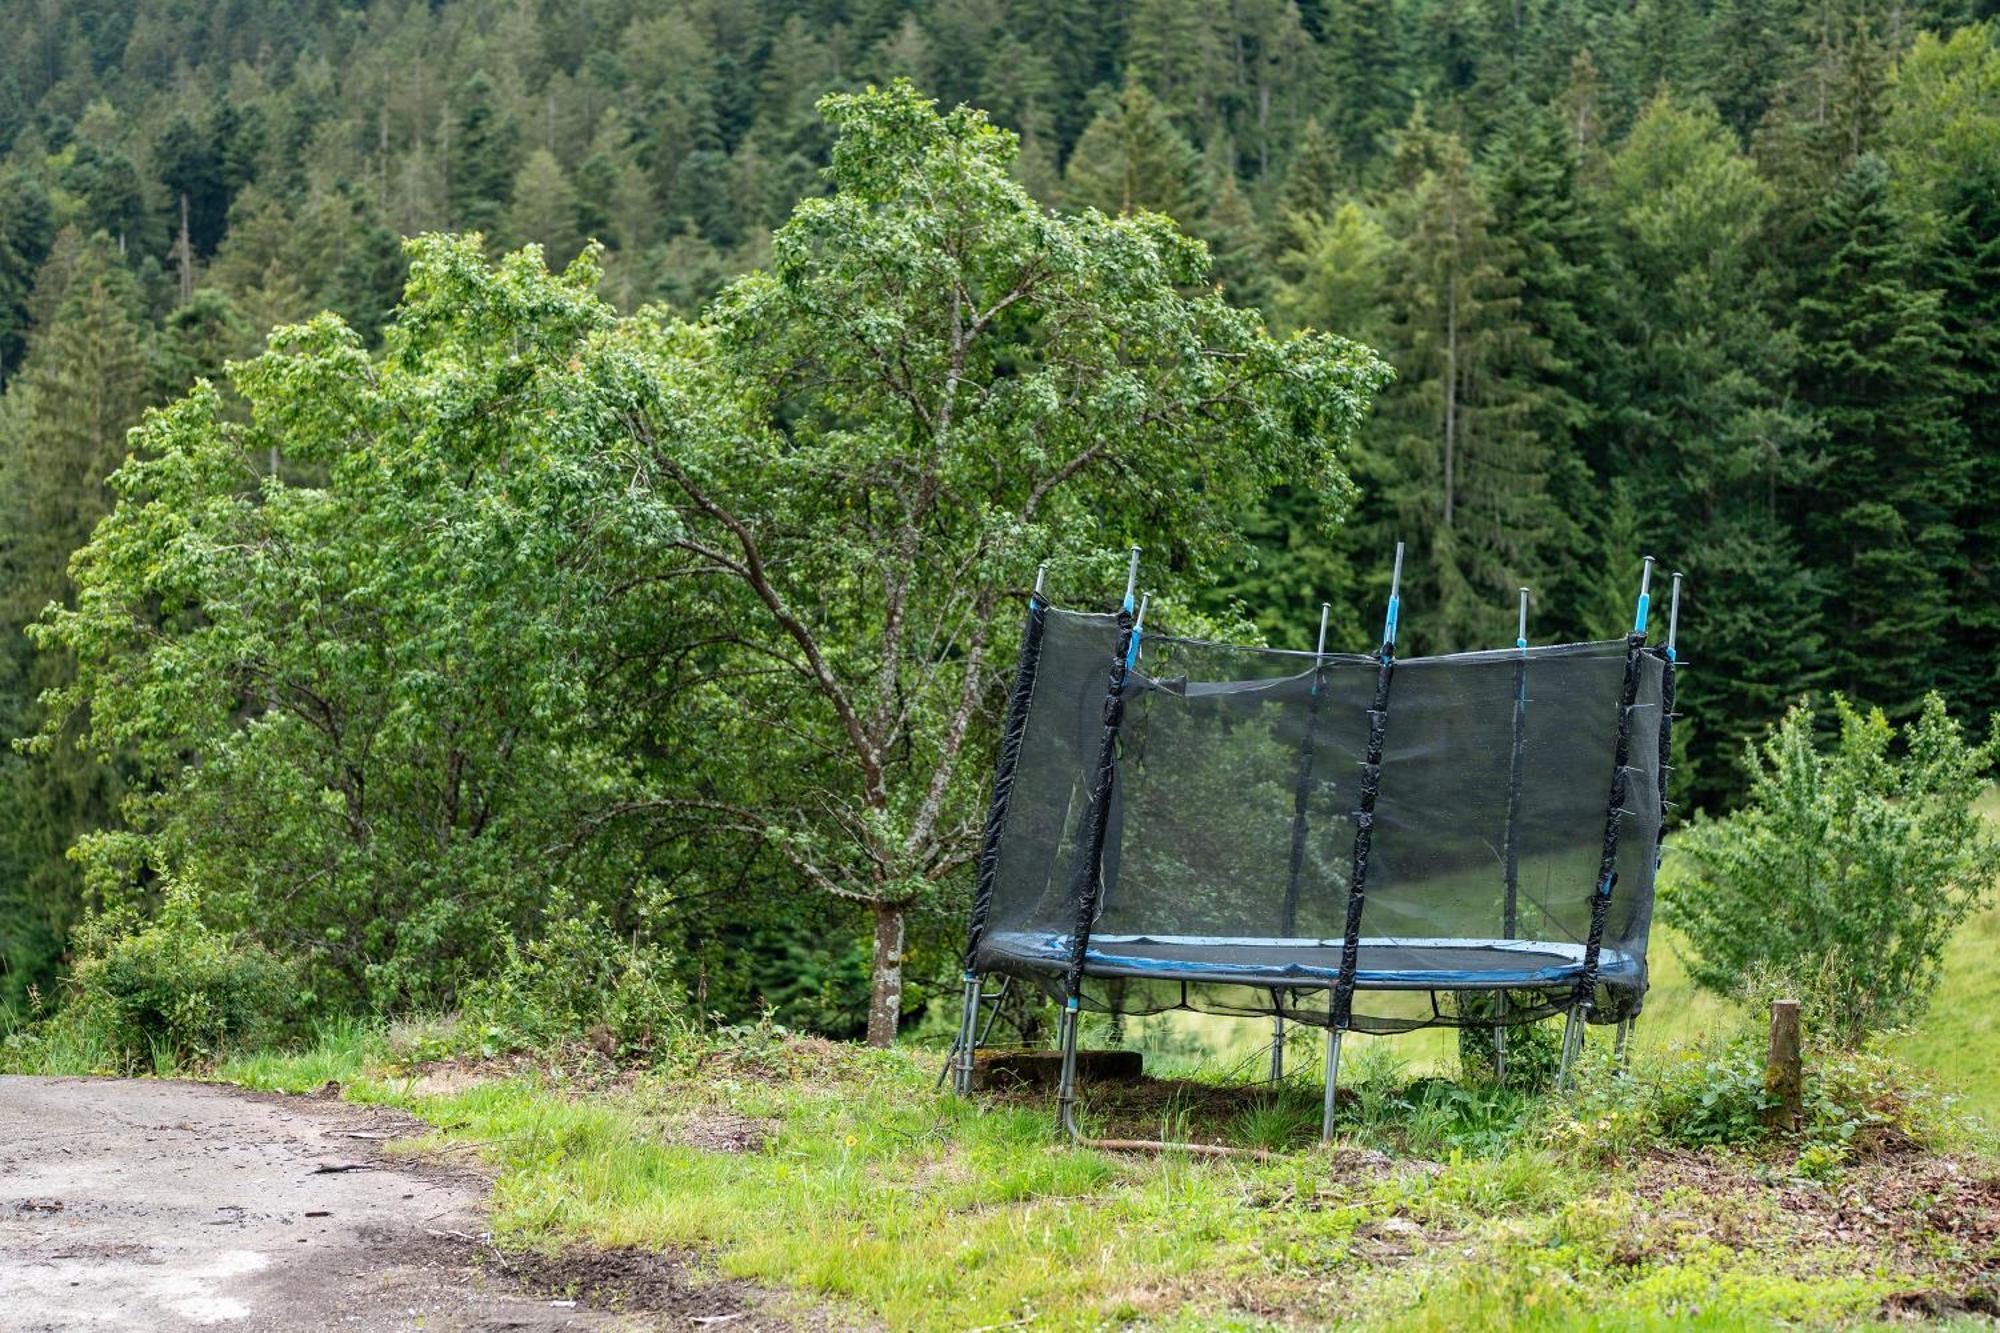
1453, 992, 1565, 1089
55, 889, 299, 1071
1666, 693, 1999, 1045
459, 896, 685, 1058
1553, 1021, 1961, 1158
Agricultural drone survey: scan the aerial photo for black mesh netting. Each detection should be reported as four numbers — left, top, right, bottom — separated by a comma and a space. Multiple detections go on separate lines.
967, 608, 1668, 1033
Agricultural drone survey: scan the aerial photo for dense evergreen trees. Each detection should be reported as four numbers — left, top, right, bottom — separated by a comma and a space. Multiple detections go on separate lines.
0, 0, 1994, 1024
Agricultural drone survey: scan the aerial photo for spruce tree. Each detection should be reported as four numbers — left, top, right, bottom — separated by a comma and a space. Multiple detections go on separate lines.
1933, 164, 2000, 721
1062, 83, 1203, 219
507, 148, 583, 267
1796, 152, 1966, 716
0, 238, 150, 1008
0, 168, 54, 385
1200, 151, 1269, 305
1276, 116, 1347, 222
1272, 201, 1392, 341
1321, 0, 1406, 163
1484, 99, 1602, 641
1593, 95, 1823, 803
448, 70, 521, 241
1371, 120, 1559, 650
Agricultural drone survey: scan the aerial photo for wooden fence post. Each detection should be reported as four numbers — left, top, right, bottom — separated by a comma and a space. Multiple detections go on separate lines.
1764, 999, 1803, 1133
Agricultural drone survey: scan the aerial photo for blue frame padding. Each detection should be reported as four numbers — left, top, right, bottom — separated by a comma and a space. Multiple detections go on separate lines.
980, 931, 1642, 992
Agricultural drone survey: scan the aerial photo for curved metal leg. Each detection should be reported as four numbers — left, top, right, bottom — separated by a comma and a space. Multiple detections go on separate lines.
1056, 999, 1082, 1140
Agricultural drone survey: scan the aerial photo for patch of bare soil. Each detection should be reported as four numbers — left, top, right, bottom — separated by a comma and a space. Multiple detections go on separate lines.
1627, 1147, 2000, 1315
658, 1111, 772, 1155
495, 1243, 782, 1324
991, 1073, 1351, 1147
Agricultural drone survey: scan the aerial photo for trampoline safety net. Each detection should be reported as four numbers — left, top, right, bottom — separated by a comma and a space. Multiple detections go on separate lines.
965, 606, 1670, 1034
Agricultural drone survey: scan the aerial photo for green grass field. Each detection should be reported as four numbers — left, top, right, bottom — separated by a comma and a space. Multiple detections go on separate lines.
192, 1000, 1996, 1332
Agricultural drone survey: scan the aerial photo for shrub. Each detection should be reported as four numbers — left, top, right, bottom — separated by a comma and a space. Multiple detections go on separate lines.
459, 896, 685, 1058
1554, 1020, 1961, 1158
59, 889, 300, 1070
1665, 693, 1999, 1045
1454, 992, 1565, 1089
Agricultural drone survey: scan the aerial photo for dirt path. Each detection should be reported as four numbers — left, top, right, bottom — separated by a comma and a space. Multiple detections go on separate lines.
0, 1075, 786, 1331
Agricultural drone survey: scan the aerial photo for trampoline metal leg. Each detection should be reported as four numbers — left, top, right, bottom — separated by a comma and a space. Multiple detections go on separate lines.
1494, 992, 1509, 1084
1557, 1005, 1587, 1090
1270, 1002, 1286, 1083
952, 975, 982, 1096
1321, 1026, 1344, 1143
1614, 1016, 1633, 1070
1055, 1000, 1082, 1141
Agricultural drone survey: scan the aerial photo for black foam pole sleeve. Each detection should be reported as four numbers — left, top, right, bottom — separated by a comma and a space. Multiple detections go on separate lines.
1333, 650, 1395, 1030
961, 595, 1050, 972
1061, 609, 1136, 1000
1652, 654, 1678, 865
1576, 633, 1646, 1007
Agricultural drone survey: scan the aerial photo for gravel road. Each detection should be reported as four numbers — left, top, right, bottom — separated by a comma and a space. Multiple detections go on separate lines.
0, 1075, 776, 1331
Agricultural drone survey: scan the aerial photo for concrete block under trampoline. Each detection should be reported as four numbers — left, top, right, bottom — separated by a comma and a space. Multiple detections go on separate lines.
948, 546, 1683, 1141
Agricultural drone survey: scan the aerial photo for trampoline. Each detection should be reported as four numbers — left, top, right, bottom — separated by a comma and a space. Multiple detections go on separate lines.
950, 546, 1684, 1139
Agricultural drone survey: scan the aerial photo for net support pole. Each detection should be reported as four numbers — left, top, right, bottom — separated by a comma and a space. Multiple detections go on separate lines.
952, 565, 1052, 1096
1653, 573, 1684, 872
1056, 553, 1144, 1139
1496, 587, 1530, 1083
1274, 602, 1333, 1084
1561, 557, 1653, 1091
1326, 543, 1403, 1141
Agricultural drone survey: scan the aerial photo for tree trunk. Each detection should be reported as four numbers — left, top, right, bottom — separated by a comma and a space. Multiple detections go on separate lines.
866, 899, 906, 1047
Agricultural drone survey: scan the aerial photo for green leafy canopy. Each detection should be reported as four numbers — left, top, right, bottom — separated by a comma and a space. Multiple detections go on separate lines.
33, 85, 1391, 1039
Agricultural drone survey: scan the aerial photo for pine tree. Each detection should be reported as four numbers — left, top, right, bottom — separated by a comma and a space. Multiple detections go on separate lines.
1062, 83, 1203, 219
1199, 147, 1269, 305
1593, 94, 1823, 803
1933, 164, 2000, 721
1009, 0, 1127, 146
1276, 116, 1346, 222
1754, 13, 1890, 268
448, 70, 521, 242
1796, 152, 1966, 715
1696, 0, 1811, 137
152, 285, 251, 398
1321, 0, 1407, 163
1371, 121, 1559, 649
0, 238, 150, 1008
1483, 99, 1601, 640
329, 222, 407, 345
0, 168, 54, 385
1126, 0, 1217, 121
508, 148, 583, 268
152, 112, 230, 258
